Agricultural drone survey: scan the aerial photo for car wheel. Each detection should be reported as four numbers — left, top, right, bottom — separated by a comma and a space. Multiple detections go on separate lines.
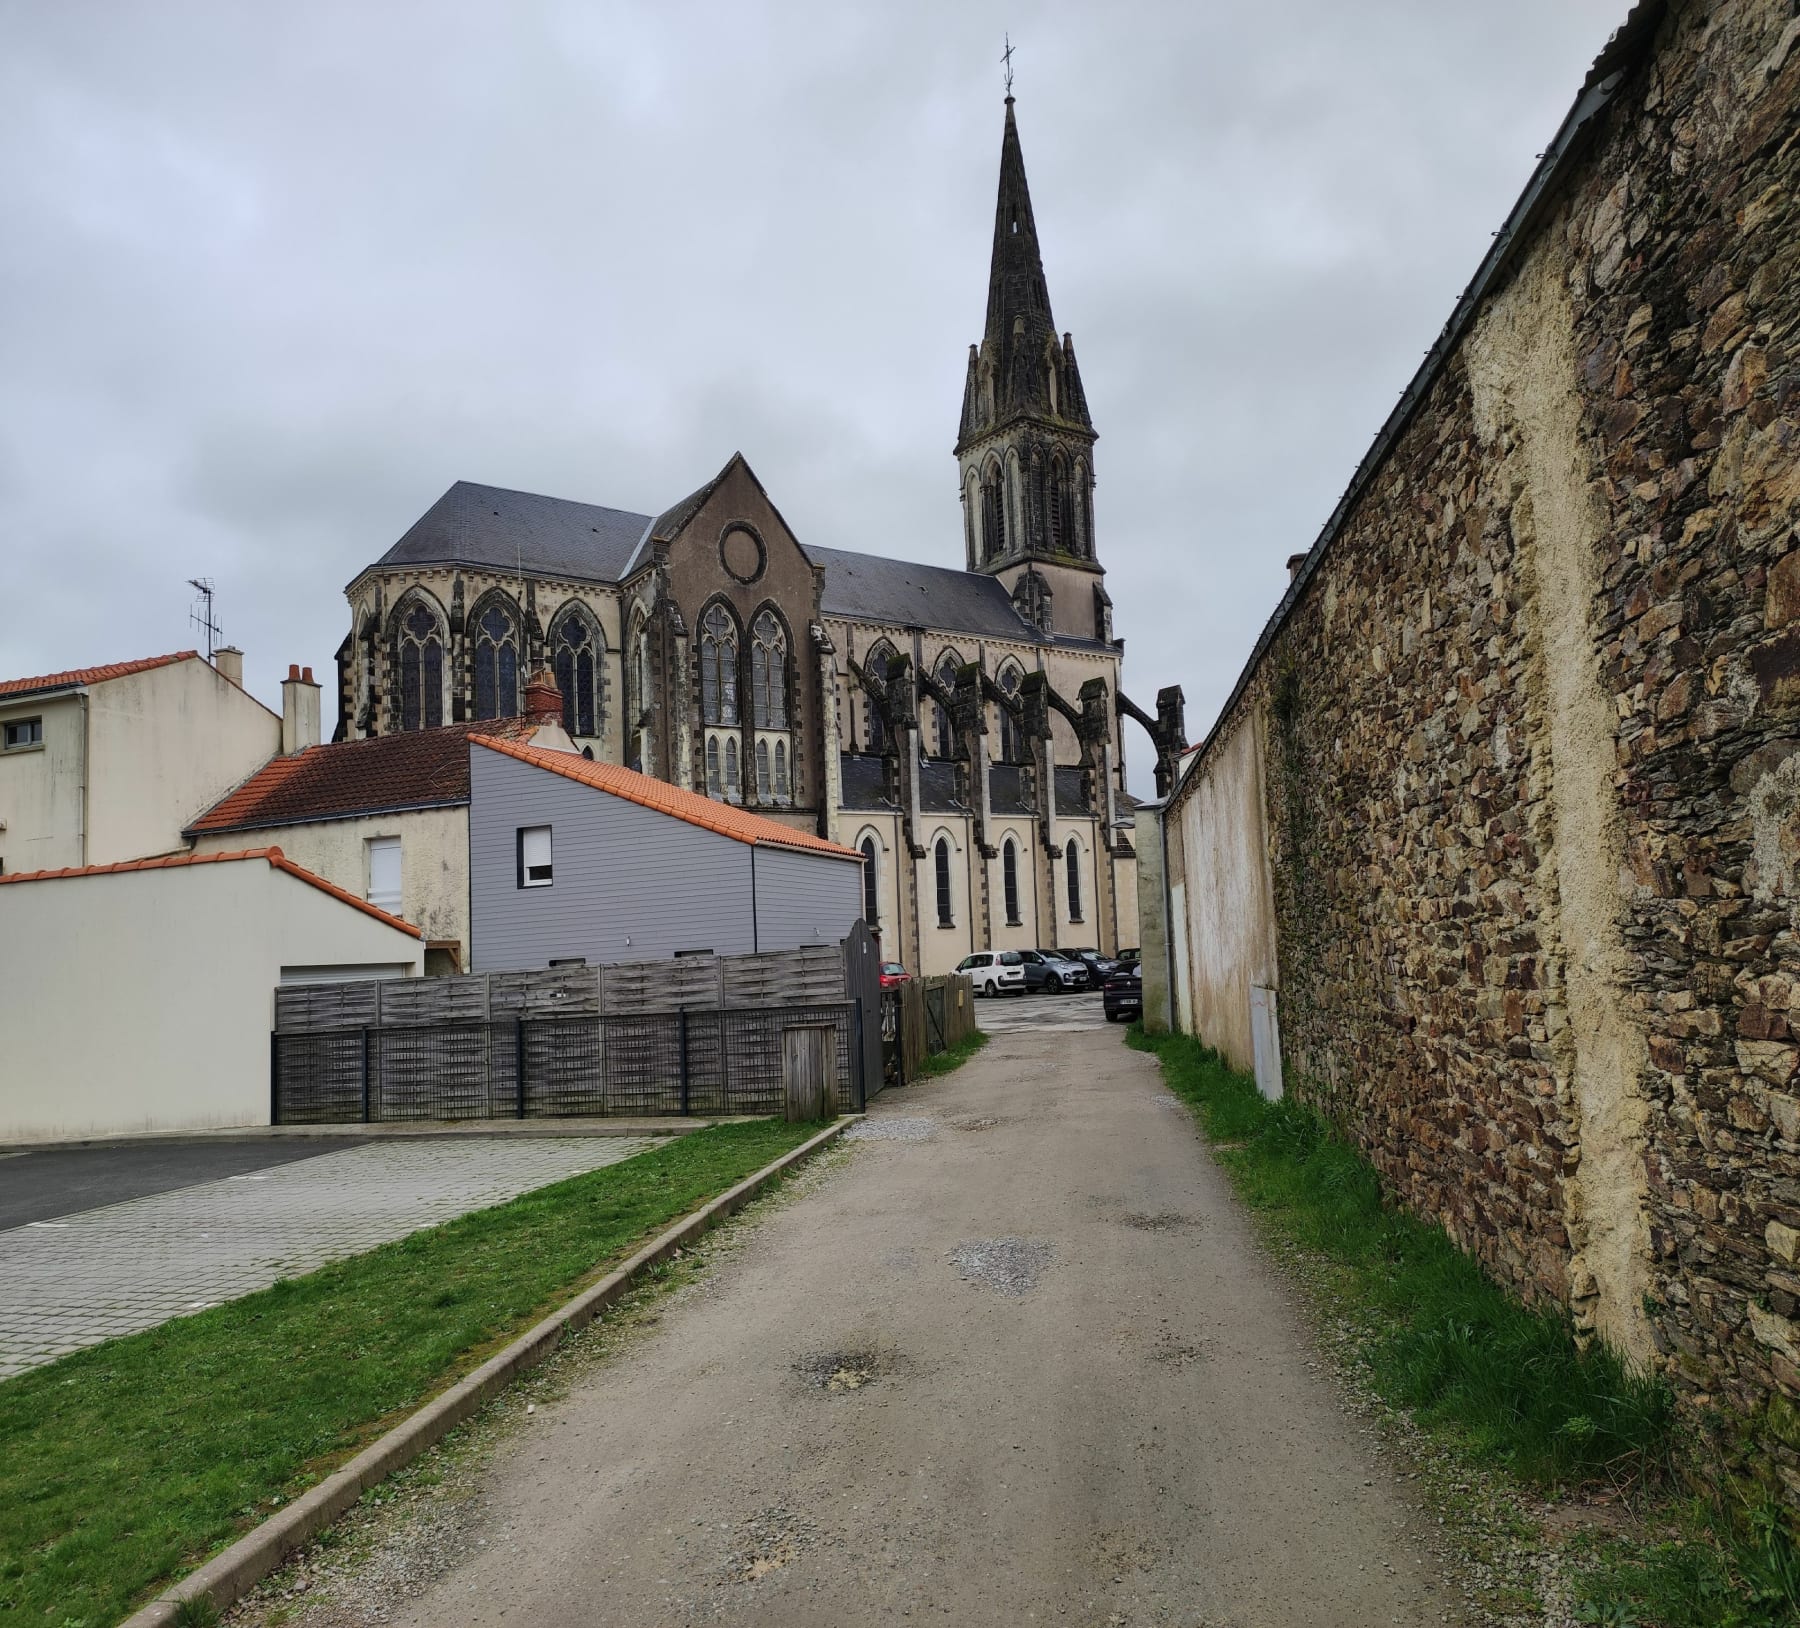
1045, 973, 1061, 993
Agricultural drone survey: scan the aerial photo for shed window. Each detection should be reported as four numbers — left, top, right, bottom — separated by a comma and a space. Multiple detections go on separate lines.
3, 717, 43, 750
935, 838, 953, 927
367, 837, 402, 912
519, 825, 553, 888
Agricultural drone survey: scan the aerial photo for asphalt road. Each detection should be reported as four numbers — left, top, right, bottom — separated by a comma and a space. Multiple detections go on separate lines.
0, 1139, 364, 1232
312, 1018, 1464, 1627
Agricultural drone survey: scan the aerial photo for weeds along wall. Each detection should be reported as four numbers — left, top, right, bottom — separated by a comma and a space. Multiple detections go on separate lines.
1164, 0, 1800, 1466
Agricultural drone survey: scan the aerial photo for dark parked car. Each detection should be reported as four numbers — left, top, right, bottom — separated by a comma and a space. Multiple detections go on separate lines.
879, 962, 911, 989
1102, 960, 1141, 1022
1058, 947, 1116, 982
1016, 949, 1089, 993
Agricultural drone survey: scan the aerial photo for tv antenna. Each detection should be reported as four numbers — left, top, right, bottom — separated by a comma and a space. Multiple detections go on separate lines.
187, 578, 222, 661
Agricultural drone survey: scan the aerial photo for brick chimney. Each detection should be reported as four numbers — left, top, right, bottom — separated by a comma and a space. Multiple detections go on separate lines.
281, 663, 321, 755
522, 668, 563, 729
214, 646, 244, 687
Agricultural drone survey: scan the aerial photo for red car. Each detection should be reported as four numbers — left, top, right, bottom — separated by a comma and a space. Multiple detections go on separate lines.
879, 962, 911, 989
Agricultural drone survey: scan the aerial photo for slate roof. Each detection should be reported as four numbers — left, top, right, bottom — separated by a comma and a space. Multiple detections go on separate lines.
839, 754, 893, 812
1054, 765, 1087, 817
187, 719, 537, 836
918, 760, 964, 814
372, 482, 653, 587
989, 763, 1030, 815
474, 736, 860, 859
0, 847, 422, 938
808, 545, 1035, 639
0, 651, 197, 700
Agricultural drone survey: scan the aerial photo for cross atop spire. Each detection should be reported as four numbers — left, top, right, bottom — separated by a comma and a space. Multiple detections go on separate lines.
1001, 33, 1015, 99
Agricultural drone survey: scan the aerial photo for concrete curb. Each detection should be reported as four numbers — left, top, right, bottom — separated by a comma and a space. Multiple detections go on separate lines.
117, 1116, 852, 1627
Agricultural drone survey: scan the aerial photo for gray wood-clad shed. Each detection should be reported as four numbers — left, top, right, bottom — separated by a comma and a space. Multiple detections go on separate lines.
467, 740, 864, 971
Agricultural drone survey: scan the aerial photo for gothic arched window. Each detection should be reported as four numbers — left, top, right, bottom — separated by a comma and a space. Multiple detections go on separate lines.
750, 610, 787, 728
996, 662, 1023, 764
471, 600, 521, 721
933, 652, 961, 759
550, 606, 605, 737
1003, 837, 1021, 925
705, 735, 721, 796
700, 604, 739, 726
774, 739, 790, 801
1065, 837, 1083, 923
1051, 453, 1076, 556
863, 642, 895, 753
395, 600, 444, 733
981, 460, 1006, 563
755, 738, 772, 800
724, 736, 741, 801
860, 835, 879, 926
935, 837, 953, 927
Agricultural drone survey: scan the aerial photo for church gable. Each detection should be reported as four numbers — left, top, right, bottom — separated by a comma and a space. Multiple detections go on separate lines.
654, 454, 821, 629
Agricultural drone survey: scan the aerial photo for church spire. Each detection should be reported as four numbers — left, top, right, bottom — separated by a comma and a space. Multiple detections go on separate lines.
957, 93, 1098, 591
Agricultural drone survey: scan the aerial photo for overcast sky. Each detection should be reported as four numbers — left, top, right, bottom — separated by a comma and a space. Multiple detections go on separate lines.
2, 0, 1625, 788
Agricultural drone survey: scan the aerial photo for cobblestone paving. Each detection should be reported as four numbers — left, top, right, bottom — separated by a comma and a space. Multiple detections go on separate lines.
0, 1137, 666, 1380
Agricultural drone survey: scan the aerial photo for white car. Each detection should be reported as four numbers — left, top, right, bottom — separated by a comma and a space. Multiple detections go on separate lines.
956, 949, 1027, 996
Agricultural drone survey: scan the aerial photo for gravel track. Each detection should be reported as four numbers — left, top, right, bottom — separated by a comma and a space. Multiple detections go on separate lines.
232, 1023, 1470, 1627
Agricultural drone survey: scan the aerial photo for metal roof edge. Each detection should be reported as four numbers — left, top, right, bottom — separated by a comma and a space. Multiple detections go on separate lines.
1171, 0, 1664, 808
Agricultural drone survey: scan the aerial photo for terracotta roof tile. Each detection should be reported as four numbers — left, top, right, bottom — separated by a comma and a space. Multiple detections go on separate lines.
472, 736, 861, 859
0, 651, 198, 699
188, 718, 537, 835
0, 846, 423, 938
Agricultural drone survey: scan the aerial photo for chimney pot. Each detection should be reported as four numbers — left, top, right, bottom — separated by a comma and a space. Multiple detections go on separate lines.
280, 662, 322, 755
1286, 552, 1310, 582
214, 646, 244, 687
522, 667, 564, 730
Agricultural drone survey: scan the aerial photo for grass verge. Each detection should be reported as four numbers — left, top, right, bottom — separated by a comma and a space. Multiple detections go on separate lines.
0, 1118, 825, 1625
914, 1029, 990, 1079
1128, 1025, 1800, 1626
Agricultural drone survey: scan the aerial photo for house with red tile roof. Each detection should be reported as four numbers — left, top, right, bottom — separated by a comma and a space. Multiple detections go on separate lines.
186, 694, 575, 972
0, 848, 423, 1143
0, 649, 282, 875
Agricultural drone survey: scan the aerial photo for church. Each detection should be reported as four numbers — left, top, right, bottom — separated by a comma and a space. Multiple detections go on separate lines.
332, 96, 1184, 977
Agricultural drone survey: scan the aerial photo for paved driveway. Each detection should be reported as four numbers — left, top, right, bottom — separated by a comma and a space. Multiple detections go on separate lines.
322, 1017, 1462, 1626
0, 1138, 369, 1233
975, 986, 1112, 1034
0, 1137, 667, 1380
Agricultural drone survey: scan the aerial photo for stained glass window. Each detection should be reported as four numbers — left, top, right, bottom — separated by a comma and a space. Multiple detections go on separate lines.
755, 738, 771, 800
860, 836, 878, 924
864, 643, 893, 753
397, 601, 443, 733
724, 736, 741, 801
935, 838, 953, 927
472, 603, 519, 721
706, 736, 721, 795
1003, 838, 1020, 924
774, 739, 789, 802
1065, 837, 1082, 923
751, 611, 787, 728
552, 610, 603, 737
701, 605, 738, 726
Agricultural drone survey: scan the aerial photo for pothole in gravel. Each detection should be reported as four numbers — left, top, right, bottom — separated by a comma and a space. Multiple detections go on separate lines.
792, 1340, 905, 1393
724, 1504, 818, 1584
948, 1114, 1004, 1131
1120, 1209, 1202, 1232
845, 1116, 937, 1142
949, 1237, 1054, 1296
1151, 1334, 1207, 1367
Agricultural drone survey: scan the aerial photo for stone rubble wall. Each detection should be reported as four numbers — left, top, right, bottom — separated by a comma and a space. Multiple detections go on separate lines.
1173, 0, 1800, 1474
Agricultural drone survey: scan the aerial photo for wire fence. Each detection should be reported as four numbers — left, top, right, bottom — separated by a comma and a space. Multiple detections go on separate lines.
272, 1001, 863, 1124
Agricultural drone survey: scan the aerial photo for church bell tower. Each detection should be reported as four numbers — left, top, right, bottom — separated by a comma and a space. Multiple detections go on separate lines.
956, 94, 1107, 643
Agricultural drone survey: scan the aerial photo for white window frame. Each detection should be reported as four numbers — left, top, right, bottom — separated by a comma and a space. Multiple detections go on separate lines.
2, 716, 43, 751
519, 825, 554, 889
366, 836, 402, 912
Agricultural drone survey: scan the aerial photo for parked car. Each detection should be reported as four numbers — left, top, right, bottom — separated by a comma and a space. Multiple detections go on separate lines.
955, 949, 1026, 996
1058, 947, 1116, 982
879, 962, 911, 989
1016, 948, 1089, 993
1102, 960, 1142, 1022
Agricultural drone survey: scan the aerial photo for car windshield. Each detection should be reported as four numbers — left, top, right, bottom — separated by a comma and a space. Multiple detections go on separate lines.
881, 963, 906, 976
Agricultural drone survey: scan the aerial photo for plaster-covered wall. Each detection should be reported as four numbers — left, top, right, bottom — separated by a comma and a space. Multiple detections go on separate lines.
0, 856, 422, 1142
191, 806, 470, 962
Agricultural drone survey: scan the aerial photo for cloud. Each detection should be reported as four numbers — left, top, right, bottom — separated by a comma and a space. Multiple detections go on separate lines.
0, 0, 1627, 790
